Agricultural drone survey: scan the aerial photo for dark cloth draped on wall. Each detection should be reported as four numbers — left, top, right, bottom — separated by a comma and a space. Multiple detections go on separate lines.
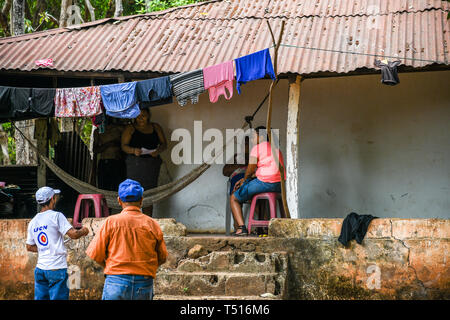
338, 212, 377, 246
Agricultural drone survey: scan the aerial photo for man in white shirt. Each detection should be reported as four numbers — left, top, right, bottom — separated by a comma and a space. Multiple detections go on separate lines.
26, 186, 89, 300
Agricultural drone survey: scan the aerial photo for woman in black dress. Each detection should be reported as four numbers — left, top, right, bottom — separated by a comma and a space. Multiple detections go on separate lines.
121, 108, 167, 215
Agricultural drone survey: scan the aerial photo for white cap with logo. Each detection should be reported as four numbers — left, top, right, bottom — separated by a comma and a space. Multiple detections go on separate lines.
35, 186, 61, 204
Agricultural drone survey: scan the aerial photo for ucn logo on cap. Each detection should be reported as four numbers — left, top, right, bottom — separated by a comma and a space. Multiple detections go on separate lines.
37, 232, 48, 246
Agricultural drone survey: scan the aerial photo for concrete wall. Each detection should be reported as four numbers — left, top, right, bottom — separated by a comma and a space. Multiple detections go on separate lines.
0, 218, 448, 300
146, 70, 449, 232
298, 70, 450, 219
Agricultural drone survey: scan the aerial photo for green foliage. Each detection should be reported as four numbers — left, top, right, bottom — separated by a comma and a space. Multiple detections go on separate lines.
0, 0, 205, 37
136, 0, 201, 14
1, 122, 16, 164
77, 119, 93, 146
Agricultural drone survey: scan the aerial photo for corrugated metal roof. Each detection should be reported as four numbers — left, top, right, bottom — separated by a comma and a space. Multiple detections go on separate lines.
0, 0, 448, 75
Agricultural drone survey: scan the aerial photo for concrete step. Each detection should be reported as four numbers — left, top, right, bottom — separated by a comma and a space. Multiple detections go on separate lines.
154, 294, 281, 300
168, 251, 288, 274
154, 271, 285, 297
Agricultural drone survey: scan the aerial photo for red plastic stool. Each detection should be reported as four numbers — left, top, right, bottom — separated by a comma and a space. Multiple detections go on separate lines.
247, 192, 286, 234
73, 194, 109, 228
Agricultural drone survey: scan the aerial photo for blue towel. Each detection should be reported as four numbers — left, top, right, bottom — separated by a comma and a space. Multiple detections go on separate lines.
100, 82, 141, 119
136, 76, 173, 107
234, 48, 276, 94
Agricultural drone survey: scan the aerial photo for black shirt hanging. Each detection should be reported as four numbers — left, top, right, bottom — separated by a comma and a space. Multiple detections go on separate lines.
374, 59, 401, 86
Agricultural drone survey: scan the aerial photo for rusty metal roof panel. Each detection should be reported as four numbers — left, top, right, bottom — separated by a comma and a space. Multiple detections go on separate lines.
160, 0, 450, 19
278, 9, 450, 74
0, 0, 448, 75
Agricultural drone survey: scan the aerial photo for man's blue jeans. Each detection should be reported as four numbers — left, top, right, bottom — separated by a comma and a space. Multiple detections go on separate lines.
102, 274, 154, 300
34, 267, 69, 300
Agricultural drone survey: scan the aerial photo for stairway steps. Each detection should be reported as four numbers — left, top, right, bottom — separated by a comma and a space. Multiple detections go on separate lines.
155, 250, 288, 299
155, 271, 283, 297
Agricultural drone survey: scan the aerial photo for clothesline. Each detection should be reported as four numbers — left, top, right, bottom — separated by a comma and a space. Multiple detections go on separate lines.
278, 43, 446, 64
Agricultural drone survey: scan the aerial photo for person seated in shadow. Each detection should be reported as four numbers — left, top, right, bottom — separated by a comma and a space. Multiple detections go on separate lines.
93, 117, 126, 192
223, 136, 250, 230
121, 108, 167, 216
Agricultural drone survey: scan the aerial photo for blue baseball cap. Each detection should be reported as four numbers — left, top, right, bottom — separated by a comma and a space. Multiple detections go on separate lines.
118, 179, 144, 202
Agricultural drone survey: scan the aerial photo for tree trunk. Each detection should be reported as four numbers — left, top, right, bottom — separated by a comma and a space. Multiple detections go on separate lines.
114, 0, 123, 17
59, 0, 72, 27
85, 0, 95, 21
10, 1, 37, 166
0, 127, 10, 165
0, 0, 12, 36
14, 120, 38, 165
10, 0, 24, 36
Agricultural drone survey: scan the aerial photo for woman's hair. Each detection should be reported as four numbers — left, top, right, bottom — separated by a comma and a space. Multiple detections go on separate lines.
254, 126, 268, 141
141, 108, 151, 118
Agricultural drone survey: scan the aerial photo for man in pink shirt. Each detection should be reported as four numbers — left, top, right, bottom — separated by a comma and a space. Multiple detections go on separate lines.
230, 126, 285, 236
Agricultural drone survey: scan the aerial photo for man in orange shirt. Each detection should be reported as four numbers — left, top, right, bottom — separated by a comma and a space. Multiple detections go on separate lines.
86, 179, 168, 300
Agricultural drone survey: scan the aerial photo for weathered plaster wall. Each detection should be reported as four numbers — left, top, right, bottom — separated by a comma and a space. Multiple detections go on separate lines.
298, 70, 450, 219
0, 218, 448, 300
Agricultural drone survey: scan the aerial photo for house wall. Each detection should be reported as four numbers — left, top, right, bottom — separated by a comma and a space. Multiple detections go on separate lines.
298, 70, 450, 220
150, 70, 449, 232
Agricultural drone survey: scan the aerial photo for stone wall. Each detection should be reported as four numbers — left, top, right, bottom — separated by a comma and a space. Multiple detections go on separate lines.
269, 218, 450, 299
0, 217, 448, 299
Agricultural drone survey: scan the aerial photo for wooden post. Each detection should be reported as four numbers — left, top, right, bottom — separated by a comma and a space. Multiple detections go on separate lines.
35, 118, 48, 188
286, 75, 302, 219
265, 20, 290, 218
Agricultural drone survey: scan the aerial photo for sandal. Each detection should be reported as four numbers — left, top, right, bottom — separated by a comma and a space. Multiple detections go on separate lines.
232, 225, 248, 236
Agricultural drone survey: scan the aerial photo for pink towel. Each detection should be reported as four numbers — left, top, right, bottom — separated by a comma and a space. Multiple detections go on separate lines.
203, 60, 234, 103
35, 58, 53, 67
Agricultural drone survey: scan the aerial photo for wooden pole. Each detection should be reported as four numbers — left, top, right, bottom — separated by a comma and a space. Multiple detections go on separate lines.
35, 118, 48, 188
286, 75, 302, 218
265, 20, 291, 219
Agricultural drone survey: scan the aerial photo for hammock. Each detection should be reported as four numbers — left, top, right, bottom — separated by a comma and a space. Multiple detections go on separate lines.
39, 155, 210, 209
14, 122, 246, 210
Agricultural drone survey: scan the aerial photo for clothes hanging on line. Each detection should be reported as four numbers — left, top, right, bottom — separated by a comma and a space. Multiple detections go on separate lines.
136, 76, 173, 107
32, 88, 56, 116
374, 59, 401, 86
0, 86, 55, 121
169, 69, 205, 107
235, 48, 276, 94
0, 86, 12, 119
100, 82, 141, 118
338, 212, 377, 246
55, 86, 102, 118
203, 60, 234, 103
